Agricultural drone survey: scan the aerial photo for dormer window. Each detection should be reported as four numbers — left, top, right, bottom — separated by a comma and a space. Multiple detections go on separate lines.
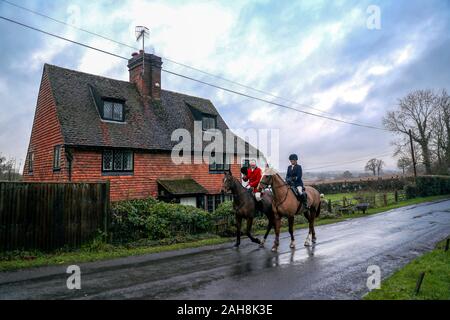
102, 100, 124, 122
202, 116, 216, 130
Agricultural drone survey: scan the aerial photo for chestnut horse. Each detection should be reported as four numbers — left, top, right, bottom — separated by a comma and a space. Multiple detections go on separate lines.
257, 168, 321, 252
222, 171, 275, 248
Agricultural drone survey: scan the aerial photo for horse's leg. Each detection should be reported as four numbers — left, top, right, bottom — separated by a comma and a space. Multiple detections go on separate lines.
305, 219, 313, 247
234, 215, 242, 248
288, 216, 295, 249
312, 204, 320, 243
246, 217, 261, 245
261, 219, 273, 246
272, 216, 281, 252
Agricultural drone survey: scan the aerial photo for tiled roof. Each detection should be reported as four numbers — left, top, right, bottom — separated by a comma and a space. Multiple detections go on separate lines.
157, 178, 208, 195
45, 64, 255, 154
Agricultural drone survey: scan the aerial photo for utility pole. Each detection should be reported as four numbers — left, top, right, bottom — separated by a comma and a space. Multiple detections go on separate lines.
409, 129, 417, 179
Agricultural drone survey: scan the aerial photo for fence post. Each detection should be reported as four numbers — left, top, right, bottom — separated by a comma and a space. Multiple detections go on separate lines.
414, 272, 425, 295
394, 190, 398, 203
327, 199, 332, 213
383, 193, 387, 207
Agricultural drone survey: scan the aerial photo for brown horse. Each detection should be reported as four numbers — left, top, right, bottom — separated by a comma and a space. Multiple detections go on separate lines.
222, 171, 275, 248
257, 168, 321, 252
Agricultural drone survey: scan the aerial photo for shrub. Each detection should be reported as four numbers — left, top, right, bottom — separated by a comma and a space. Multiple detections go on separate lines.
211, 201, 236, 236
110, 198, 214, 243
212, 201, 234, 218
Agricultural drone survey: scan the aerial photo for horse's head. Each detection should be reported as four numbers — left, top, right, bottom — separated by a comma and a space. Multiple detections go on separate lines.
222, 171, 234, 193
257, 168, 277, 191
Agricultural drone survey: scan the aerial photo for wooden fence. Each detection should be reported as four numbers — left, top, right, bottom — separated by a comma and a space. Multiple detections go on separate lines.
0, 181, 110, 251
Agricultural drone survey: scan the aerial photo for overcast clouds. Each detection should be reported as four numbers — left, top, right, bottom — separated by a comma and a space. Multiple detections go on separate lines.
0, 0, 449, 172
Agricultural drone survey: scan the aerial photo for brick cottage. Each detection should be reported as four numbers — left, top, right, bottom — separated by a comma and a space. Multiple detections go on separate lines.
23, 51, 261, 211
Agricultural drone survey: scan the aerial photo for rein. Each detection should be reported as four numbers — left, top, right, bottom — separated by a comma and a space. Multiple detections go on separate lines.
226, 176, 250, 214
261, 174, 302, 213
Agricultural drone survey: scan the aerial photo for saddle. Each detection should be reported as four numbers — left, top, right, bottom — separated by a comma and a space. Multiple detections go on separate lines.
290, 186, 309, 209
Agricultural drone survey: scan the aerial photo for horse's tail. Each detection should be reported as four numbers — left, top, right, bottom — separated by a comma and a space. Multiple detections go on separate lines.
316, 199, 321, 218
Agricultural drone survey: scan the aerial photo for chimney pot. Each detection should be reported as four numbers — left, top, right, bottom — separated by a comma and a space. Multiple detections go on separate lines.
131, 52, 139, 57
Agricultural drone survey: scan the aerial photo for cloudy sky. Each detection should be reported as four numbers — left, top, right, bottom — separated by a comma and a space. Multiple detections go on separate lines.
0, 0, 449, 172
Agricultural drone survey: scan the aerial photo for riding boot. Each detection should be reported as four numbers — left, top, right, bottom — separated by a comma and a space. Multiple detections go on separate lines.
302, 193, 310, 210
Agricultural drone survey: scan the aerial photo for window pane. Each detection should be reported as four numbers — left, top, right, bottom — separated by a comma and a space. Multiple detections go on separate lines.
113, 151, 123, 170
215, 195, 222, 208
103, 101, 113, 119
113, 103, 123, 121
207, 195, 214, 212
28, 152, 34, 172
209, 155, 216, 171
223, 154, 230, 171
202, 117, 215, 130
103, 150, 113, 171
53, 146, 61, 169
123, 151, 133, 170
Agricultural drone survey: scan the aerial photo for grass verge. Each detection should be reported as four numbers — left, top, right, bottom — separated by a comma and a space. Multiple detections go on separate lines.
364, 238, 450, 300
1, 194, 449, 272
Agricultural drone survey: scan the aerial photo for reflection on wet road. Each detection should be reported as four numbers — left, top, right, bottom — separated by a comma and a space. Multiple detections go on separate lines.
0, 199, 449, 300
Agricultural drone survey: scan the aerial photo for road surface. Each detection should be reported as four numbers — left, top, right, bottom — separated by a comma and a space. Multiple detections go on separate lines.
0, 199, 449, 300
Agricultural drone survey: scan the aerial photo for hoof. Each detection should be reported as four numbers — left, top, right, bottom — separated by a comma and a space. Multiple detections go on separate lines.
233, 243, 240, 248
259, 239, 266, 247
290, 241, 296, 249
271, 246, 278, 252
312, 238, 317, 243
304, 241, 311, 247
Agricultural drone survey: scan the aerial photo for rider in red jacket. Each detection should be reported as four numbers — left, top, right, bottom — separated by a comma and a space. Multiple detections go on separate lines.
242, 160, 262, 193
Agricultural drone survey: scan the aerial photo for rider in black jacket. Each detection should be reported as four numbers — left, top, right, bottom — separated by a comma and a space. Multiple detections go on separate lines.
286, 154, 309, 210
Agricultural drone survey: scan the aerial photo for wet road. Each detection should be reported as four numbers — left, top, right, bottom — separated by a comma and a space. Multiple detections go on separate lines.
1, 199, 449, 300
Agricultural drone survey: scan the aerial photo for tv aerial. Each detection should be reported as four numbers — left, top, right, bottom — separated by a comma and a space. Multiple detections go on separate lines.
135, 26, 149, 74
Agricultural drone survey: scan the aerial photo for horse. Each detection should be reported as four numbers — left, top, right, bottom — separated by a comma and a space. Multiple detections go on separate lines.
222, 171, 275, 248
257, 168, 321, 252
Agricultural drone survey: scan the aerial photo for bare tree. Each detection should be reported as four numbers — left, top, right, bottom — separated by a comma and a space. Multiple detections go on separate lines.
365, 158, 378, 176
383, 90, 437, 174
397, 156, 411, 175
433, 90, 450, 172
376, 159, 385, 176
342, 170, 353, 179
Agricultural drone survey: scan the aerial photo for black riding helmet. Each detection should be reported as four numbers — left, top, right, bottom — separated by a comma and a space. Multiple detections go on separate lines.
289, 154, 298, 161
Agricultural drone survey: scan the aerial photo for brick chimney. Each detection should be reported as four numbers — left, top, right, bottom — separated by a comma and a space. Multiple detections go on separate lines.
128, 50, 162, 100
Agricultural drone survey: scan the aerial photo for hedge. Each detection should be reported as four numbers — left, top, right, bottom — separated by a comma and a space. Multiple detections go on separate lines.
311, 176, 414, 195
404, 175, 450, 199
